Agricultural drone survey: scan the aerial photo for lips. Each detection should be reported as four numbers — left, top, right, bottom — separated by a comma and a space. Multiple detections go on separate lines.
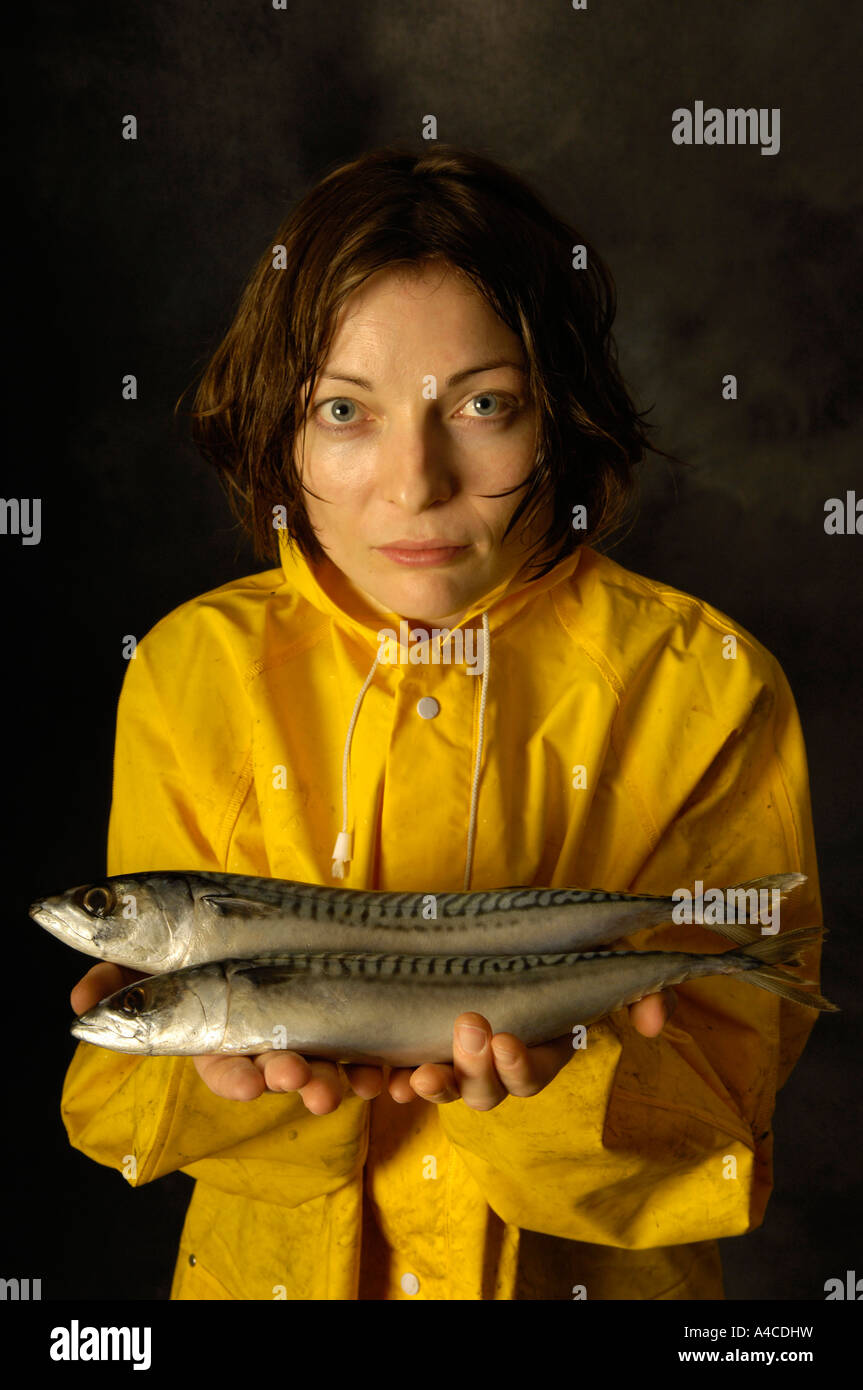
376, 541, 469, 567
379, 540, 466, 550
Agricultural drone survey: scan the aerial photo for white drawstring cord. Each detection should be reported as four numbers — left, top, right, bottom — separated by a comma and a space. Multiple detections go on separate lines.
331, 647, 381, 878
331, 612, 490, 887
463, 612, 490, 891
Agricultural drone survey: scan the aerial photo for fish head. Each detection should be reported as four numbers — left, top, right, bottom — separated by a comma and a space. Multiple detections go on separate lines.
70, 963, 229, 1054
29, 874, 193, 970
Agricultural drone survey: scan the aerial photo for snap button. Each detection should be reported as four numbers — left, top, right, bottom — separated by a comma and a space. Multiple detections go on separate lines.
400, 1272, 420, 1295
416, 697, 440, 720
188, 1254, 196, 1266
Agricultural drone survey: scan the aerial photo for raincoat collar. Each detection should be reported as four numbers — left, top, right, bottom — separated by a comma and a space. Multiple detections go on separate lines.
276, 526, 582, 643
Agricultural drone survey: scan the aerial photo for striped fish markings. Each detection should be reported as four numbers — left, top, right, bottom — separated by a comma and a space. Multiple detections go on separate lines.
69, 928, 837, 1064
31, 869, 808, 971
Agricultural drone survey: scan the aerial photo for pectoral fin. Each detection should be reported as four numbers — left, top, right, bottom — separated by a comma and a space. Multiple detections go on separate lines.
200, 894, 287, 919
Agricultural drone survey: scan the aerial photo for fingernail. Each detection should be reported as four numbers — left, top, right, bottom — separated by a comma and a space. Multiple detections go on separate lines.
457, 1025, 487, 1054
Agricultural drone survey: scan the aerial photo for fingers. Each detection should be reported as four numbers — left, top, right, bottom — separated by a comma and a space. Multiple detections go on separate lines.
452, 1014, 577, 1110
392, 993, 679, 1112
389, 1017, 499, 1107
449, 1013, 509, 1111
193, 1050, 383, 1111
393, 1015, 576, 1111
399, 1062, 458, 1105
70, 962, 147, 1016
630, 988, 677, 1038
194, 1053, 271, 1102
194, 1051, 338, 1107
341, 1064, 385, 1100
271, 1058, 348, 1114
490, 1031, 573, 1098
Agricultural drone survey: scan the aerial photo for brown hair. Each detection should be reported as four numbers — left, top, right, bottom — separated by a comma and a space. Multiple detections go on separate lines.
180, 143, 676, 579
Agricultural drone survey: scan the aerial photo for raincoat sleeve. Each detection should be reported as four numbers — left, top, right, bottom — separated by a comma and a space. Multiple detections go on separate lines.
436, 650, 824, 1249
60, 623, 366, 1206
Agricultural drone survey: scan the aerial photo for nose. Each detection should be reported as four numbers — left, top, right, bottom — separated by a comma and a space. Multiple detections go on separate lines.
381, 416, 457, 513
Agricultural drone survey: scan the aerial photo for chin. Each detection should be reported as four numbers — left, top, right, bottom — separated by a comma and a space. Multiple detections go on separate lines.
392, 583, 475, 622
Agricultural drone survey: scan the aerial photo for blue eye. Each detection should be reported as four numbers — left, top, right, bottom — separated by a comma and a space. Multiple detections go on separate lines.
317, 398, 359, 426
467, 393, 502, 417
313, 391, 516, 432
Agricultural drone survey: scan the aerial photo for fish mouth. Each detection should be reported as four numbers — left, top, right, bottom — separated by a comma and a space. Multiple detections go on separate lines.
71, 1011, 149, 1051
30, 904, 97, 946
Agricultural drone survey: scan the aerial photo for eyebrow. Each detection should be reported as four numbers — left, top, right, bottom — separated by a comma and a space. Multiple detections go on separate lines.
318, 359, 526, 391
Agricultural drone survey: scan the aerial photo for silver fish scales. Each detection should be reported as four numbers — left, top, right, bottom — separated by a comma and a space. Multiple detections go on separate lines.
31, 869, 807, 971
70, 929, 837, 1065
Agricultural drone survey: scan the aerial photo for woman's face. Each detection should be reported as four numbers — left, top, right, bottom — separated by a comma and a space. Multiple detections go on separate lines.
294, 260, 552, 627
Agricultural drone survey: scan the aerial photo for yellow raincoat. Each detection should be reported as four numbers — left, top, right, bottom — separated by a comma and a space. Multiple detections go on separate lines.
61, 532, 823, 1300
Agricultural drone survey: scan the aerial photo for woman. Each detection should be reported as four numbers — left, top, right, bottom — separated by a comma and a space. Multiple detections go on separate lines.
62, 144, 823, 1301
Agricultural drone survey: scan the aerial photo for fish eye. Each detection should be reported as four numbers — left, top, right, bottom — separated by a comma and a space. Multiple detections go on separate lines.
119, 987, 146, 1015
79, 885, 116, 917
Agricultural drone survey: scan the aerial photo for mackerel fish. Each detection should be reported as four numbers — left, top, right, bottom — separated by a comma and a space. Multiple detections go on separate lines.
70, 928, 837, 1065
31, 869, 808, 971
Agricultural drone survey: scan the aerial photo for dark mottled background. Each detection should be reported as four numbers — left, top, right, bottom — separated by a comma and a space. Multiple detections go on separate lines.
5, 0, 860, 1302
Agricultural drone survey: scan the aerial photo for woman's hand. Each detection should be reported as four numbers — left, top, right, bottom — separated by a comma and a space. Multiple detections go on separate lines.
70, 964, 676, 1113
388, 990, 678, 1112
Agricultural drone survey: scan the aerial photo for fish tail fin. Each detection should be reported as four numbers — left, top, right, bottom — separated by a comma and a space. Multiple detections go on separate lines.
739, 923, 823, 964
640, 872, 810, 946
732, 871, 808, 897
738, 926, 839, 1011
699, 872, 810, 947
